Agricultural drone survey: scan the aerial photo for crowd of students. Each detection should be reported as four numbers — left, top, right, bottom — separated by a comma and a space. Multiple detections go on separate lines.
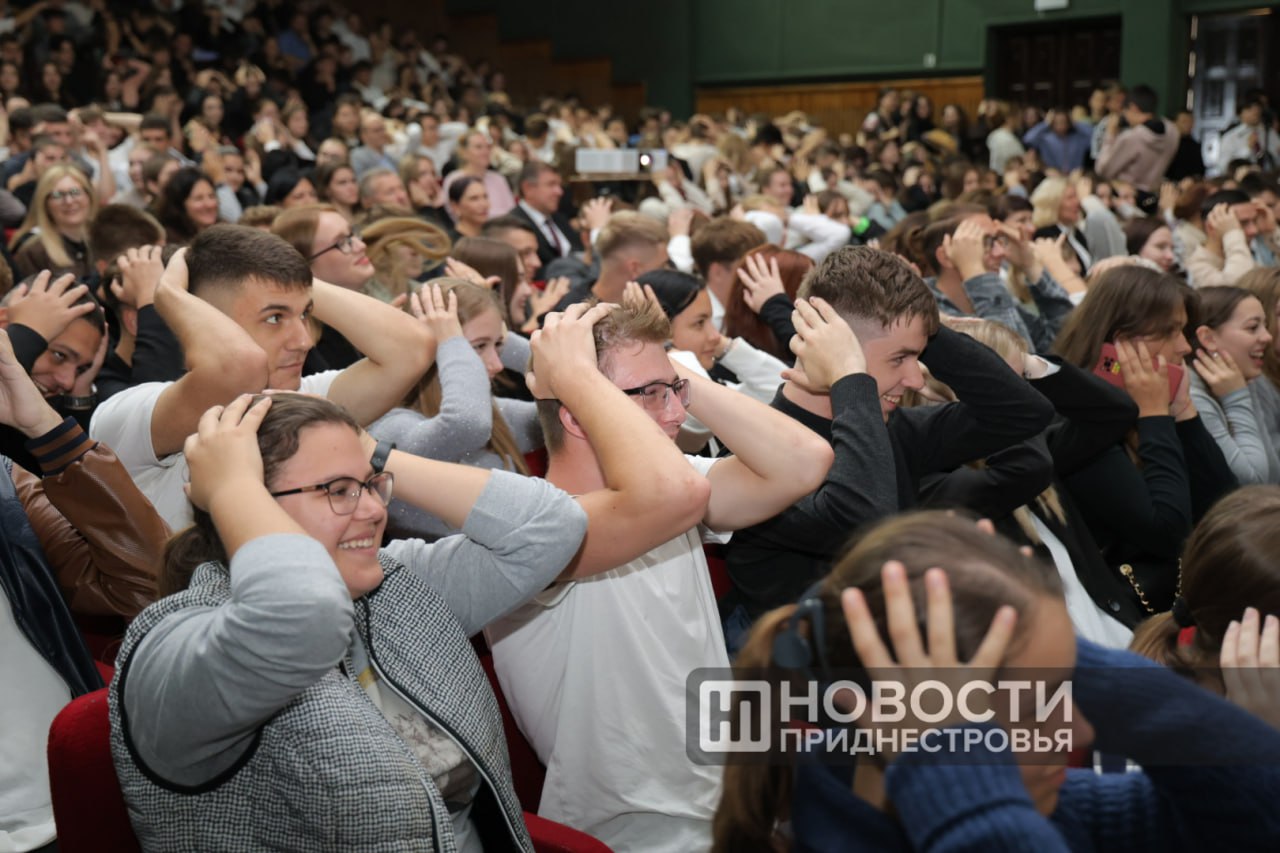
4, 2, 1280, 852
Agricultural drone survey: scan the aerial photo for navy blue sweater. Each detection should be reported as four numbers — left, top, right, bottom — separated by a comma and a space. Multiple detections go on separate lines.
790, 640, 1280, 851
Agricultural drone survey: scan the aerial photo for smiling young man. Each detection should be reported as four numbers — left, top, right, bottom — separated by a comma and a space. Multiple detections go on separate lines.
90, 224, 432, 529
487, 297, 832, 852
724, 247, 1055, 634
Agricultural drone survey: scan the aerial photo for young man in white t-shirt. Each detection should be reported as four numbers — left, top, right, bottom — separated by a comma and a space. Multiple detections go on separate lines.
487, 295, 833, 853
90, 224, 431, 529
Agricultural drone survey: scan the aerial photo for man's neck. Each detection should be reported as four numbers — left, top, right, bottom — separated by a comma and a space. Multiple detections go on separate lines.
705, 267, 733, 308
781, 380, 833, 419
114, 332, 136, 366
545, 443, 607, 496
935, 269, 975, 312
591, 273, 626, 304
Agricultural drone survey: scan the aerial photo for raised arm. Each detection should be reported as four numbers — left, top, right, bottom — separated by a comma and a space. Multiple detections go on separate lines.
123, 398, 350, 786
533, 303, 711, 578
367, 285, 493, 462
4, 346, 168, 620
674, 298, 834, 531
312, 279, 433, 426
145, 251, 270, 457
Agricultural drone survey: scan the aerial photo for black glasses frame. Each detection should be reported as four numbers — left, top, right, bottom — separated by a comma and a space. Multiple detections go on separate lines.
269, 471, 394, 515
621, 378, 691, 410
309, 231, 360, 260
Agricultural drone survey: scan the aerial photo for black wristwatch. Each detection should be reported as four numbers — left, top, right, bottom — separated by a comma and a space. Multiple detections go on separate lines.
370, 439, 395, 473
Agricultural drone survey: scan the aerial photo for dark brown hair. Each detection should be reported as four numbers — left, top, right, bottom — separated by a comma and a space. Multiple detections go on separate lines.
1053, 266, 1193, 369
159, 394, 360, 596
690, 218, 765, 278
87, 204, 165, 265
186, 223, 312, 297
797, 246, 939, 335
1123, 216, 1170, 257
1130, 486, 1280, 692
451, 237, 520, 322
1184, 286, 1255, 355
1238, 267, 1280, 389
713, 511, 1062, 852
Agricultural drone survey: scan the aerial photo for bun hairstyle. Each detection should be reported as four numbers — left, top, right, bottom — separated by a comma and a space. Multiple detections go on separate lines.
712, 511, 1062, 853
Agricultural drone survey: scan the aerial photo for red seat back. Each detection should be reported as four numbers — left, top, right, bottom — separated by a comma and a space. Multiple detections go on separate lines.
46, 687, 141, 853
47, 673, 609, 852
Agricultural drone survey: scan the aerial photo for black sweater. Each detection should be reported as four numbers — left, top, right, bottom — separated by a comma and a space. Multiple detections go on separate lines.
725, 326, 1055, 619
921, 359, 1148, 626
1063, 413, 1237, 613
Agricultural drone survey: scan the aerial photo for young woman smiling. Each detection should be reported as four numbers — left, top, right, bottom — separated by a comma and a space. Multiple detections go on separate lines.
1185, 286, 1280, 484
10, 165, 97, 280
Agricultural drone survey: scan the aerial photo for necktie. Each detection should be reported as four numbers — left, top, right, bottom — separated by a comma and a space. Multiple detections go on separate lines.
544, 219, 563, 255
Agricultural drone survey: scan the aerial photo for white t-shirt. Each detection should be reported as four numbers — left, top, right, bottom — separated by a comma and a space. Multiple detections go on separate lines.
486, 455, 729, 853
89, 372, 340, 530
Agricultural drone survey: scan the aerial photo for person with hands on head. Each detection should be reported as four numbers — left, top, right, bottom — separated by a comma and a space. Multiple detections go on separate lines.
726, 247, 1054, 637
1132, 485, 1280, 709
915, 317, 1144, 644
1056, 265, 1237, 615
488, 293, 832, 852
689, 216, 766, 331
90, 225, 433, 530
715, 510, 1280, 853
1184, 286, 1280, 484
1187, 192, 1259, 288
1, 269, 107, 422
0, 323, 167, 853
725, 244, 815, 363
1219, 605, 1280, 731
627, 273, 789, 454
922, 212, 1075, 352
110, 391, 587, 853
97, 242, 184, 401
369, 279, 542, 540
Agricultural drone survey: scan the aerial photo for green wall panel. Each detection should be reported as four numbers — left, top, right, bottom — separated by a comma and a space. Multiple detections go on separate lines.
443, 1, 1275, 117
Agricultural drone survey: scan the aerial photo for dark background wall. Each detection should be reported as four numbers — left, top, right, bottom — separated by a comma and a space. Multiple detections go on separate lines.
371, 1, 1278, 117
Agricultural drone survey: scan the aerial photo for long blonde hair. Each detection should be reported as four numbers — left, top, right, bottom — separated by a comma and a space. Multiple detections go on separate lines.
404, 279, 529, 474
362, 216, 451, 301
11, 164, 97, 267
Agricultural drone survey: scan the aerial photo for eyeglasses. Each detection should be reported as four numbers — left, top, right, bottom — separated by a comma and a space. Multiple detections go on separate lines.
48, 187, 85, 203
309, 231, 361, 260
982, 234, 1009, 252
269, 471, 394, 515
621, 378, 691, 412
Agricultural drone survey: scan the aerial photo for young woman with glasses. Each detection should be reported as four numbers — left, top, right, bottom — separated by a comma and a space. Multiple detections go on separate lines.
10, 164, 97, 280
110, 392, 587, 851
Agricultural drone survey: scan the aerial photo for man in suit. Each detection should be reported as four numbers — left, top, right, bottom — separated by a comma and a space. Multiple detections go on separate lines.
512, 161, 582, 268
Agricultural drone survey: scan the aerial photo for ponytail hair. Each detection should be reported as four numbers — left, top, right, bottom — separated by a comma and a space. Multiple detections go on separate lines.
1130, 485, 1280, 693
712, 511, 1063, 850
713, 605, 801, 853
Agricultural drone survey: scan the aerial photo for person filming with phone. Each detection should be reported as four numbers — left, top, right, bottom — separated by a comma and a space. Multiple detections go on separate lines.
1053, 265, 1237, 616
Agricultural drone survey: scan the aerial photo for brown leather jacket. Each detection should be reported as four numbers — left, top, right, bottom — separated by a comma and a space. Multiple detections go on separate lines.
13, 426, 168, 619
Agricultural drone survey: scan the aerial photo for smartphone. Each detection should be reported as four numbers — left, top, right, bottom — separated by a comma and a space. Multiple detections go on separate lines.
1094, 342, 1183, 400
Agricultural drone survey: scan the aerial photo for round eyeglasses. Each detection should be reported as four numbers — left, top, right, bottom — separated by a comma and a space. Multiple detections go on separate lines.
269, 471, 394, 515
